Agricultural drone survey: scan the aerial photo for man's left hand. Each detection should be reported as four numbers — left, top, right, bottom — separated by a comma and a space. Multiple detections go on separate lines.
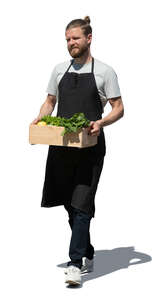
87, 120, 102, 136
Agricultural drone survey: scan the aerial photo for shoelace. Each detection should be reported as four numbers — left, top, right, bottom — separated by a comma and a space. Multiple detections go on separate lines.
68, 266, 80, 272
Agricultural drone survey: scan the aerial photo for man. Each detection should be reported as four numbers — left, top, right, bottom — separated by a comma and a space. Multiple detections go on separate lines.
31, 16, 124, 286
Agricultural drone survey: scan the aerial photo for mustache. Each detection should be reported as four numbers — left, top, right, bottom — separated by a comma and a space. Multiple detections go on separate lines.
70, 46, 79, 50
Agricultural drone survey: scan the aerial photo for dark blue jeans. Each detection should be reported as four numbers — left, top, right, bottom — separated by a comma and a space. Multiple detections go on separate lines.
64, 204, 95, 269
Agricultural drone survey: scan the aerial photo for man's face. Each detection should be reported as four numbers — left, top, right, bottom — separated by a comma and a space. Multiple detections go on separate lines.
65, 27, 92, 58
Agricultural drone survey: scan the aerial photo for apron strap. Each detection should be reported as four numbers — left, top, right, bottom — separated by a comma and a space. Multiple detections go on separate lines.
91, 57, 94, 73
66, 59, 74, 73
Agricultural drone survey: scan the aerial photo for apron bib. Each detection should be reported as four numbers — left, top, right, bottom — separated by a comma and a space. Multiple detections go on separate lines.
41, 57, 106, 217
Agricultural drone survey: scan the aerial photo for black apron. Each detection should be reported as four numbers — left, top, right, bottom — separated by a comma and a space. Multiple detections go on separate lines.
41, 57, 106, 218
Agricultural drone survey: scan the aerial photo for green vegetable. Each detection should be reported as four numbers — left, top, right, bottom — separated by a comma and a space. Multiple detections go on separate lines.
41, 112, 90, 136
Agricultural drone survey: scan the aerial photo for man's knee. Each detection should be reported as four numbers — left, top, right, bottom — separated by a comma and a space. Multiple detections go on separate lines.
73, 207, 92, 221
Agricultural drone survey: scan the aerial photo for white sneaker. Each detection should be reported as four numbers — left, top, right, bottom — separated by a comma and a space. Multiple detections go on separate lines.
64, 257, 94, 275
65, 266, 82, 285
81, 257, 94, 273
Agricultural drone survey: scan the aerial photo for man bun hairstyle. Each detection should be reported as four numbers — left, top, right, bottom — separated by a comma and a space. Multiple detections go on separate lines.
65, 16, 92, 36
84, 16, 90, 24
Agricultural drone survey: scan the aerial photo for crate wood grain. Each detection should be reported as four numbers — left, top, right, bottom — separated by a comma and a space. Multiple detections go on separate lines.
29, 125, 97, 148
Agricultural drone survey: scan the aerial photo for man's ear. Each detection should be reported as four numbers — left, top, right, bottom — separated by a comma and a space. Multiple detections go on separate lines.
87, 33, 92, 44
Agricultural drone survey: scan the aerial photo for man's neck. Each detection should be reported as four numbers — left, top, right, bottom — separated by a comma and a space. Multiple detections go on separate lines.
73, 51, 92, 65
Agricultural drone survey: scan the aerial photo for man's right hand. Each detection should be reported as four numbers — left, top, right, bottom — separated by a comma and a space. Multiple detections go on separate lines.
30, 117, 41, 125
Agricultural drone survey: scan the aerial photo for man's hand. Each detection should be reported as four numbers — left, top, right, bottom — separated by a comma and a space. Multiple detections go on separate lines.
30, 117, 41, 125
87, 120, 102, 136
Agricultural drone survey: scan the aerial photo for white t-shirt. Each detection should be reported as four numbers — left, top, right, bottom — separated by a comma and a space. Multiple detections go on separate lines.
46, 58, 121, 113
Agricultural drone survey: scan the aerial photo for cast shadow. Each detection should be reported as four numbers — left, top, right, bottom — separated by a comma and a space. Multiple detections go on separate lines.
57, 246, 152, 287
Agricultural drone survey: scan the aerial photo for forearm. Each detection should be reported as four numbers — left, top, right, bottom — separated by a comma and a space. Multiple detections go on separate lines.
98, 107, 124, 128
37, 101, 54, 119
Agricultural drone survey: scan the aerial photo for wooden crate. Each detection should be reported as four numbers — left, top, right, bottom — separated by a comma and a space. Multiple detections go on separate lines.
29, 124, 97, 148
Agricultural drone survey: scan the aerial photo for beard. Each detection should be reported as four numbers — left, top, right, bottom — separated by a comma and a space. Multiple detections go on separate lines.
68, 44, 89, 58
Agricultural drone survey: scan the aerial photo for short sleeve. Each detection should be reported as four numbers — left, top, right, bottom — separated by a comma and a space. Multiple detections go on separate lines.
46, 66, 58, 96
104, 67, 121, 99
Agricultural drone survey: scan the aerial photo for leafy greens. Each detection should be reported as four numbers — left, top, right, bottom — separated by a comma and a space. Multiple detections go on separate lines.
41, 112, 91, 136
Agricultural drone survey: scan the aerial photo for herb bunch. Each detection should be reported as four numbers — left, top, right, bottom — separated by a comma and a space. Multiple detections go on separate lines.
41, 112, 90, 136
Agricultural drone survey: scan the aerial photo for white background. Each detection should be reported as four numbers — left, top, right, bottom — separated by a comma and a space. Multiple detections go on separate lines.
0, 0, 164, 298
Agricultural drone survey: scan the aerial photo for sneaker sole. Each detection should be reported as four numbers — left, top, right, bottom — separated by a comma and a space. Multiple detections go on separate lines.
65, 279, 81, 285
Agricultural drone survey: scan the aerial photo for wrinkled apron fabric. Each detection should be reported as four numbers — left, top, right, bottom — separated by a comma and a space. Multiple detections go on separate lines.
41, 57, 106, 218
